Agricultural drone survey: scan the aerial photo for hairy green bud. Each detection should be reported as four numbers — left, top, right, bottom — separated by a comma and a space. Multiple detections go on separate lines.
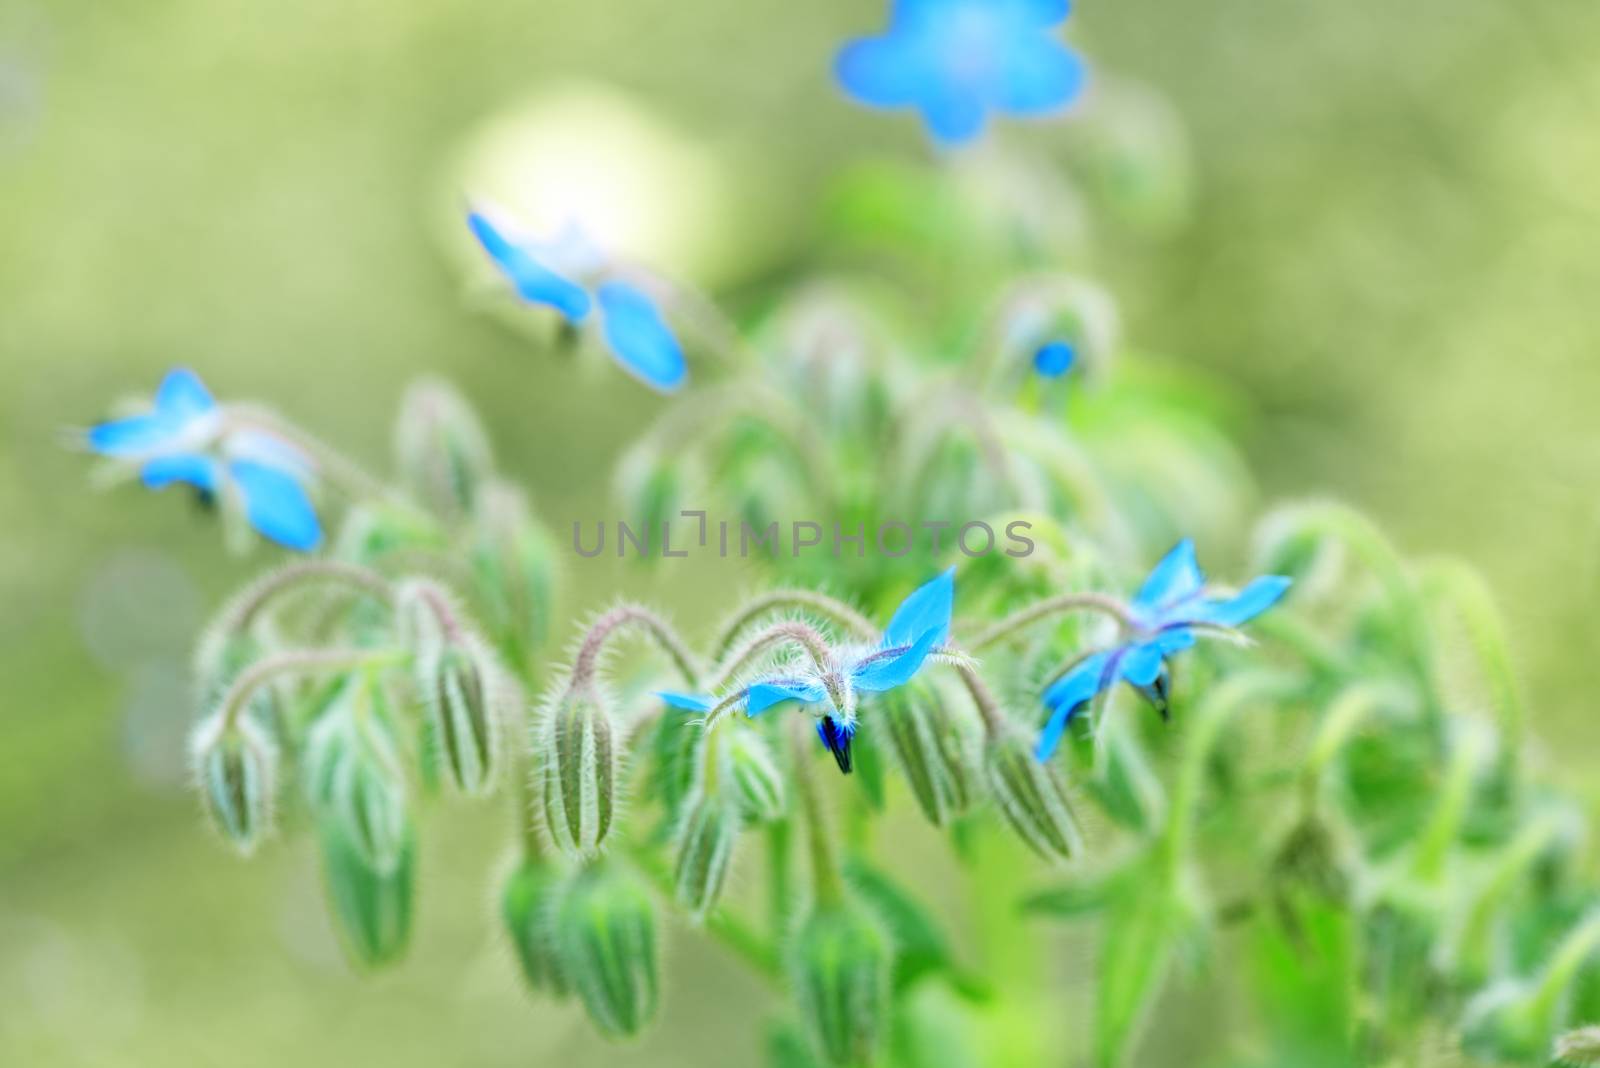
1556, 1027, 1600, 1065
983, 728, 1082, 861
419, 638, 500, 796
469, 481, 559, 660
393, 376, 494, 521
876, 684, 975, 827
790, 902, 890, 1066
304, 681, 411, 873
318, 811, 414, 969
673, 791, 739, 918
189, 712, 277, 854
723, 728, 786, 823
538, 685, 617, 855
650, 704, 706, 814
555, 862, 660, 1038
501, 857, 571, 997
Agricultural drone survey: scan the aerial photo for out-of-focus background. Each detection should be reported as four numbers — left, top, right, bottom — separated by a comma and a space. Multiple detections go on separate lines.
2, 0, 1598, 1064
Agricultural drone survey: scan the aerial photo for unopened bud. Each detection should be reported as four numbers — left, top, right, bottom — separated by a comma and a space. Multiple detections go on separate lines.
722, 729, 786, 823
538, 685, 617, 855
469, 481, 559, 658
983, 728, 1083, 861
317, 811, 415, 969
614, 444, 695, 541
419, 639, 500, 796
673, 792, 739, 919
393, 377, 494, 521
304, 681, 411, 873
189, 712, 278, 854
876, 684, 976, 827
1556, 1027, 1600, 1065
501, 857, 571, 997
555, 862, 660, 1038
790, 903, 889, 1066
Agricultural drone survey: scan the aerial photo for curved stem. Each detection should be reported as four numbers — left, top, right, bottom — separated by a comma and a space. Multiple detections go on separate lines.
219, 561, 395, 632
570, 605, 700, 691
712, 620, 833, 690
218, 647, 403, 730
953, 660, 1007, 737
966, 592, 1134, 651
414, 581, 468, 644
789, 718, 842, 905
712, 590, 875, 658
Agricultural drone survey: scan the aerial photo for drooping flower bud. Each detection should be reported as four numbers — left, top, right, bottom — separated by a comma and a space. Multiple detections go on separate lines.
304, 680, 412, 874
790, 902, 890, 1066
983, 727, 1083, 862
317, 810, 415, 969
418, 637, 500, 796
673, 792, 739, 919
189, 711, 278, 854
500, 857, 571, 998
555, 862, 660, 1038
538, 685, 617, 855
722, 729, 786, 824
1556, 1027, 1600, 1065
393, 377, 494, 521
876, 683, 976, 827
468, 481, 560, 659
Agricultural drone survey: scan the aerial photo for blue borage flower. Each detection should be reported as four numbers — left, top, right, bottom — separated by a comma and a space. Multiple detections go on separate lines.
1035, 540, 1289, 760
835, 0, 1087, 146
1032, 339, 1076, 378
660, 568, 955, 773
85, 368, 323, 552
466, 206, 688, 394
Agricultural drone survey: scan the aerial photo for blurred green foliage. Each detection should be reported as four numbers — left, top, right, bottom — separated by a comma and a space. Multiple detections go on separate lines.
3, 0, 1600, 1065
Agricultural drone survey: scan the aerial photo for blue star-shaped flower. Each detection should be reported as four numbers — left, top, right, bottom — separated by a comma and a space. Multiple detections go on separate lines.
86, 369, 323, 552
466, 207, 688, 394
835, 0, 1087, 145
660, 568, 955, 773
1035, 540, 1289, 760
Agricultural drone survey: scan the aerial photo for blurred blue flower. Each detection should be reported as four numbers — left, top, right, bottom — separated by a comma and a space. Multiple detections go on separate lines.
467, 207, 687, 393
1032, 339, 1076, 378
835, 0, 1086, 145
659, 568, 955, 773
86, 369, 323, 552
1035, 540, 1289, 759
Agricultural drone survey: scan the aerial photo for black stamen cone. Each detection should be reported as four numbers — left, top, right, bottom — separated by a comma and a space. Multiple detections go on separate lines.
818, 716, 853, 775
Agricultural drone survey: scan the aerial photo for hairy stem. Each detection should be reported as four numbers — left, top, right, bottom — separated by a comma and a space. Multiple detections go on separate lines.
966, 592, 1134, 651
220, 560, 395, 632
630, 846, 780, 980
712, 590, 876, 658
218, 647, 403, 730
953, 660, 1007, 737
789, 718, 843, 905
712, 620, 833, 690
570, 605, 700, 691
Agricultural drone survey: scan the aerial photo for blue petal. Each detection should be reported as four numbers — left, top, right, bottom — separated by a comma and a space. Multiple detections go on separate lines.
921, 87, 987, 144
1009, 0, 1072, 28
1133, 539, 1205, 616
1119, 642, 1166, 687
880, 567, 955, 650
995, 39, 1085, 115
1154, 627, 1196, 655
835, 36, 925, 107
88, 414, 184, 457
656, 691, 714, 712
1036, 649, 1115, 760
467, 211, 591, 322
747, 679, 827, 716
230, 460, 322, 552
1033, 340, 1076, 378
595, 281, 688, 393
141, 453, 218, 492
1185, 576, 1292, 629
852, 627, 941, 693
153, 367, 216, 420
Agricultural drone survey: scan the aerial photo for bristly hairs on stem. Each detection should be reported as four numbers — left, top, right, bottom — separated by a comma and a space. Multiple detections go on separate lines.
568, 603, 702, 695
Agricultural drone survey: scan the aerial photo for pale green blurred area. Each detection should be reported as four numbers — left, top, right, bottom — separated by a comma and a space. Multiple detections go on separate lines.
2, 0, 1599, 1065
